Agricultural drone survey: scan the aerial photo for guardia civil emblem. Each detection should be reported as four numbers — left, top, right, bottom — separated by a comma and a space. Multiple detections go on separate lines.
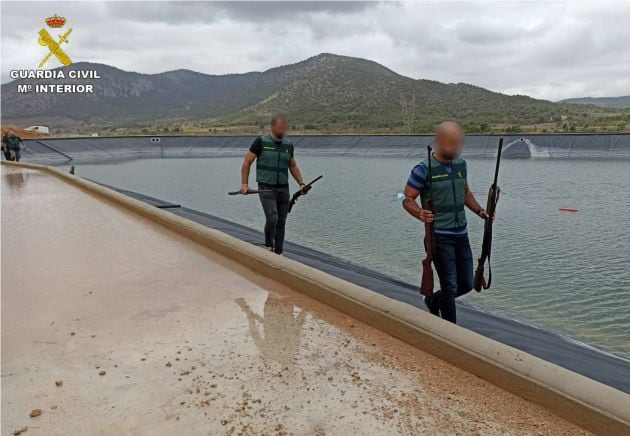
38, 14, 73, 68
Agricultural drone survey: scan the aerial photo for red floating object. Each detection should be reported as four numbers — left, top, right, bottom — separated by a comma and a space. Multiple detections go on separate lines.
558, 207, 579, 212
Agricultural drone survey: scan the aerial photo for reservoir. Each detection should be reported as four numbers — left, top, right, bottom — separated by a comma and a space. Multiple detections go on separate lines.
68, 155, 630, 360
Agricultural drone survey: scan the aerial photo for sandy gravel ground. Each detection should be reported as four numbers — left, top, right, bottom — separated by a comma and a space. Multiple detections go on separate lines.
1, 166, 590, 435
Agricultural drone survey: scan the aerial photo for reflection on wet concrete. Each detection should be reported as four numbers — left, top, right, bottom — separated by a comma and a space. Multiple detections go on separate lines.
235, 294, 307, 369
2, 169, 29, 189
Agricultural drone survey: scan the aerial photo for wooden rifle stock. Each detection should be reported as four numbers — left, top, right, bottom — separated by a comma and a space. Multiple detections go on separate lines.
474, 138, 503, 291
419, 146, 435, 297
420, 210, 435, 296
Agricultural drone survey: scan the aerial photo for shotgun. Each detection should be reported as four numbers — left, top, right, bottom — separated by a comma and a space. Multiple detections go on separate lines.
420, 146, 435, 297
228, 189, 273, 195
288, 175, 323, 213
474, 138, 503, 291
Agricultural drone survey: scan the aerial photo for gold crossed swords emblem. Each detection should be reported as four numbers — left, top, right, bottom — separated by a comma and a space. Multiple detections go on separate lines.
38, 28, 73, 68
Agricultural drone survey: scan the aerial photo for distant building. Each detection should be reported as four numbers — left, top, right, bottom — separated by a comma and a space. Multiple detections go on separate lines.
24, 125, 50, 134
91, 133, 99, 137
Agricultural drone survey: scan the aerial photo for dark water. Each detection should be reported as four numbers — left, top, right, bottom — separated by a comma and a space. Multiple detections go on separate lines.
67, 156, 630, 358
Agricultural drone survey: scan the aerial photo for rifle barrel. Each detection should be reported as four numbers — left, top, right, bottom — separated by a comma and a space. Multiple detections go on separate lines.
427, 146, 433, 205
493, 138, 503, 188
427, 146, 435, 256
305, 175, 323, 187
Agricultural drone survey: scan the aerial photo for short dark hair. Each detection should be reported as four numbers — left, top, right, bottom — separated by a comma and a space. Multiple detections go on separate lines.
271, 114, 288, 126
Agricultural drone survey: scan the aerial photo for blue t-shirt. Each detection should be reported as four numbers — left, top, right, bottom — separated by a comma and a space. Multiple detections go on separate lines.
406, 160, 468, 236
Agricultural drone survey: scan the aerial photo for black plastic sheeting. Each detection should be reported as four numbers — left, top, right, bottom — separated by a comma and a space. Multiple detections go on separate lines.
22, 133, 630, 164
104, 183, 630, 394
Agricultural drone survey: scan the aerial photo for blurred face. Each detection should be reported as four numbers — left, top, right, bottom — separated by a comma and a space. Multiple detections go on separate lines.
435, 127, 464, 159
271, 118, 288, 139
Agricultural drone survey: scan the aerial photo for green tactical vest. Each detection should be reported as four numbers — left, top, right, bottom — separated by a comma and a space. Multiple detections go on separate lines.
420, 156, 467, 230
256, 135, 293, 185
6, 136, 21, 149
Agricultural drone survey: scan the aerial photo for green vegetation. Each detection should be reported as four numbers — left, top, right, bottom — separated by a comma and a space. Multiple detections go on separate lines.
559, 95, 630, 109
2, 54, 628, 136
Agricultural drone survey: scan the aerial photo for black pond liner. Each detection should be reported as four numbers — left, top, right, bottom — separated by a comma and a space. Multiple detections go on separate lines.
102, 183, 630, 394
22, 133, 630, 164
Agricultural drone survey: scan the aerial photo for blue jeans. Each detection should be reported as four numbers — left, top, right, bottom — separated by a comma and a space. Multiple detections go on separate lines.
431, 233, 474, 323
9, 147, 20, 161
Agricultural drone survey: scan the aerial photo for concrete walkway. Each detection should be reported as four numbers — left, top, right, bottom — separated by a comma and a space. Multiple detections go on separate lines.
1, 166, 589, 435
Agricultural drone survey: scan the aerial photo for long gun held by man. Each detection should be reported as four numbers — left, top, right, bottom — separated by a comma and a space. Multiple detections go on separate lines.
288, 175, 323, 213
474, 138, 503, 292
420, 146, 435, 297
228, 189, 273, 195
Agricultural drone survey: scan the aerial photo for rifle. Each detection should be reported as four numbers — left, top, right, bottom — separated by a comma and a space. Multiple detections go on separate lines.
474, 138, 503, 292
288, 175, 323, 213
420, 146, 435, 297
228, 189, 273, 195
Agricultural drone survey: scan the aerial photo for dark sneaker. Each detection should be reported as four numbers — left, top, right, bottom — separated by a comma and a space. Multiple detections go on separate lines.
424, 295, 440, 316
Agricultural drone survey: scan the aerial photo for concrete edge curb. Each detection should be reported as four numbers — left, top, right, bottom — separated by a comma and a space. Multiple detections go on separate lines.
4, 161, 629, 434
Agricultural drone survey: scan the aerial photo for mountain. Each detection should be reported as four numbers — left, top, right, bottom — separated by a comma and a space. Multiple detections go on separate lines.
2, 53, 628, 134
559, 96, 630, 109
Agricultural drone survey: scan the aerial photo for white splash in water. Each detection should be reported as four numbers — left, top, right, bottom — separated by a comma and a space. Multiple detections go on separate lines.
503, 138, 552, 158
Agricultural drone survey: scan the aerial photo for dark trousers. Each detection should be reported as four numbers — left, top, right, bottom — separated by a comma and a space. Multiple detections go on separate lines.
9, 147, 20, 161
430, 233, 474, 323
258, 183, 290, 254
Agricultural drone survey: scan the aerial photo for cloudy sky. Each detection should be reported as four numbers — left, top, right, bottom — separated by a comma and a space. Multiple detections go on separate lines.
2, 1, 629, 100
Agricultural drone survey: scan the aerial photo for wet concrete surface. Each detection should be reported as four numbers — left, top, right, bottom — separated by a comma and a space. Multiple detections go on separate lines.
1, 166, 590, 435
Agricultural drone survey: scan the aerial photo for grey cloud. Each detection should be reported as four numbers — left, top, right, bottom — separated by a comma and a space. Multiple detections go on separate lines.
455, 21, 524, 45
1, 1, 629, 100
105, 1, 377, 24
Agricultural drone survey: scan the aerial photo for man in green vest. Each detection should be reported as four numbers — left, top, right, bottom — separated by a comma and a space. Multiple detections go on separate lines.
402, 121, 493, 324
2, 129, 24, 162
240, 114, 306, 254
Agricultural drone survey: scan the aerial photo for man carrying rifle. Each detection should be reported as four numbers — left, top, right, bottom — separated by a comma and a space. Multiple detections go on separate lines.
240, 114, 307, 255
2, 129, 24, 161
402, 121, 493, 324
